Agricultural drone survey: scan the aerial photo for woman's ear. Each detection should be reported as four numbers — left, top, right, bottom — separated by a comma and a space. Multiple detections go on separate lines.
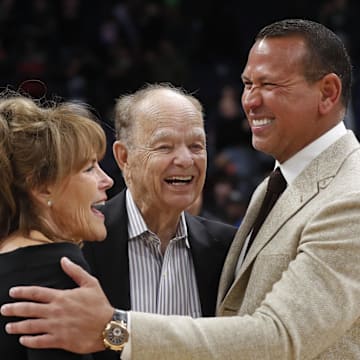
30, 184, 53, 207
112, 141, 128, 171
318, 73, 342, 115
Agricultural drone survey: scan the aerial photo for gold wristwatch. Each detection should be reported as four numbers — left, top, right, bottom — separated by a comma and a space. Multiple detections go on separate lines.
102, 309, 129, 352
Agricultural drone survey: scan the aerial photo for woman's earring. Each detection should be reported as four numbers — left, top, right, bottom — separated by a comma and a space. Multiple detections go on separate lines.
47, 199, 52, 207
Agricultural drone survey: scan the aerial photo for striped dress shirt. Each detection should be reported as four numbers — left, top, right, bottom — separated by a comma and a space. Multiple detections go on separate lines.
126, 190, 202, 317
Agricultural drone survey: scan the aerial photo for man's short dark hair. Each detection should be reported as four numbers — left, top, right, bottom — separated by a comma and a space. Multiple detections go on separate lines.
255, 19, 352, 107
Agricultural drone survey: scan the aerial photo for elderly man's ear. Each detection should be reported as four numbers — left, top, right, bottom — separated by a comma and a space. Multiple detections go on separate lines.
113, 141, 128, 171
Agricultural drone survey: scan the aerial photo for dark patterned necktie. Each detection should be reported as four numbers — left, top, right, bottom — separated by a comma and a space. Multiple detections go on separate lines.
245, 167, 287, 256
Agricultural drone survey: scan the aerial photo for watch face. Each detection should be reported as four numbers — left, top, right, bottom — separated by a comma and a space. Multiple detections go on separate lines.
104, 321, 129, 351
108, 324, 127, 344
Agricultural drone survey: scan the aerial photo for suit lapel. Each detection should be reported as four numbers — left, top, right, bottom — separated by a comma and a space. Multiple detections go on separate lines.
99, 190, 131, 309
217, 181, 267, 304
186, 214, 233, 316
186, 214, 216, 316
218, 132, 360, 310
239, 172, 319, 276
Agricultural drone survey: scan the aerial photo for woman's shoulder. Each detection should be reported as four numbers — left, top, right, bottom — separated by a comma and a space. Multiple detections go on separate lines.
0, 242, 90, 285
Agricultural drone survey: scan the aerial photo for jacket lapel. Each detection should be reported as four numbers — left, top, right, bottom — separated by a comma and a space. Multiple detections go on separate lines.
93, 190, 131, 310
186, 214, 219, 316
239, 173, 319, 276
218, 131, 360, 310
217, 180, 267, 304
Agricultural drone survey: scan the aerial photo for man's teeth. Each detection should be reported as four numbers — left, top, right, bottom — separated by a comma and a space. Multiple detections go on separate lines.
252, 119, 272, 126
166, 176, 193, 184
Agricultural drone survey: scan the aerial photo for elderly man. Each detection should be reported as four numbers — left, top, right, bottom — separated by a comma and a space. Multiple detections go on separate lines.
3, 19, 360, 360
82, 84, 235, 359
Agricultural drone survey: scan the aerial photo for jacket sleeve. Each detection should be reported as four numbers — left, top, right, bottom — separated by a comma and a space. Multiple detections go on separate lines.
128, 192, 360, 360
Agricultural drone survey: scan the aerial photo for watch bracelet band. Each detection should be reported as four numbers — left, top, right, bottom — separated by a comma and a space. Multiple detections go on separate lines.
113, 308, 128, 325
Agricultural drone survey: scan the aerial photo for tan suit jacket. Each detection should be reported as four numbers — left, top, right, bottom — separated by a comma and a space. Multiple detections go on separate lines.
129, 131, 360, 359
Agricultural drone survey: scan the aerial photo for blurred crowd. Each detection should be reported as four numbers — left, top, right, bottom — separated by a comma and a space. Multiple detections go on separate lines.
1, 0, 359, 226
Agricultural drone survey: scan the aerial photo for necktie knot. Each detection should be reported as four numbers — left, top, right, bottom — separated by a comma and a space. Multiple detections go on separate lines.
244, 167, 287, 257
267, 167, 287, 195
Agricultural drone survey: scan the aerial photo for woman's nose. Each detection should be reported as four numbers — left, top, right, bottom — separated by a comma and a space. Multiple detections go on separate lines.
99, 167, 114, 190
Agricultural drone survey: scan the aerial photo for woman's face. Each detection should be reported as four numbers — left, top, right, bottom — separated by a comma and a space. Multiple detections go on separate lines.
48, 157, 113, 242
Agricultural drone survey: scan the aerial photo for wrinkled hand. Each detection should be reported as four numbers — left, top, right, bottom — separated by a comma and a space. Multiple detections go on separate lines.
0, 257, 114, 354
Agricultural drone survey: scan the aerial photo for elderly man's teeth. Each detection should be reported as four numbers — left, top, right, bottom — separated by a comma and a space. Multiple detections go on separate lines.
166, 176, 193, 184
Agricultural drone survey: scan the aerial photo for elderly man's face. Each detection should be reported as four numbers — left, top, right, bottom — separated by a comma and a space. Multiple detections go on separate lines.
126, 91, 207, 218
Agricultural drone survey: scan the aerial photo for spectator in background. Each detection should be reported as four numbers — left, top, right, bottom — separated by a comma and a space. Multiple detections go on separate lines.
206, 84, 273, 223
317, 0, 358, 134
208, 84, 250, 154
185, 191, 221, 221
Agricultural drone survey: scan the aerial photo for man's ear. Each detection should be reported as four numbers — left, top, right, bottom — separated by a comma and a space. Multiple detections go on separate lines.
318, 73, 342, 115
113, 141, 128, 171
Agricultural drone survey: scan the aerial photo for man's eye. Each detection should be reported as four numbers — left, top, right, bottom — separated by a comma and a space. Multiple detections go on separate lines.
243, 81, 252, 89
263, 82, 277, 88
190, 143, 205, 151
156, 145, 172, 151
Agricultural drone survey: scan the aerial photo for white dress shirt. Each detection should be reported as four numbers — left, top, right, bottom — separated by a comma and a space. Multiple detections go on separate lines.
126, 190, 202, 317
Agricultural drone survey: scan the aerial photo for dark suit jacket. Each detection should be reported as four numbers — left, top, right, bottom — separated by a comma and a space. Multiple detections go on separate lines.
83, 189, 236, 360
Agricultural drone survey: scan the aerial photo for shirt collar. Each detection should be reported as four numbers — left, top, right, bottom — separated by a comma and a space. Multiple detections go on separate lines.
126, 189, 189, 247
276, 121, 347, 185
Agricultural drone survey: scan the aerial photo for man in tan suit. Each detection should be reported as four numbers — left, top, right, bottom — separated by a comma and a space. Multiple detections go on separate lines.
2, 19, 360, 359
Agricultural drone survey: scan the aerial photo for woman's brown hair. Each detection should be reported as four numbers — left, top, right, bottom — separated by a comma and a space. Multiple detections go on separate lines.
0, 90, 106, 241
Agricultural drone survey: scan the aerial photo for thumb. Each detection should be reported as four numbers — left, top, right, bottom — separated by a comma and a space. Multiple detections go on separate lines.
60, 257, 94, 287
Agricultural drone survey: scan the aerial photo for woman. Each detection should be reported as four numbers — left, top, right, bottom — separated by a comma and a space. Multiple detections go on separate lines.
0, 90, 113, 359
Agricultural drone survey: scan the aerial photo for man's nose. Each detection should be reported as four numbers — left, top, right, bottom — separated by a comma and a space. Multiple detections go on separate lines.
173, 146, 194, 167
242, 86, 263, 110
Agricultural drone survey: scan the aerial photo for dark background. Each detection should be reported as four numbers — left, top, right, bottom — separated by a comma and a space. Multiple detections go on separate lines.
1, 0, 359, 225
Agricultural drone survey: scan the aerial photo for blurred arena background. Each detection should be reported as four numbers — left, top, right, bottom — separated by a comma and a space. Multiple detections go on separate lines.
1, 0, 359, 225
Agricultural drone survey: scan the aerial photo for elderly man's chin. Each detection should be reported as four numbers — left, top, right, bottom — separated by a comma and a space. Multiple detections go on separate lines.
165, 193, 199, 211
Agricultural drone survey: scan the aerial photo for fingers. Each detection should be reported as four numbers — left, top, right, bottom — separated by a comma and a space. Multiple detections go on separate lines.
3, 315, 71, 351
60, 257, 97, 287
20, 333, 101, 354
0, 286, 57, 319
5, 318, 49, 335
1, 301, 52, 319
3, 258, 96, 305
8, 286, 57, 303
19, 334, 58, 350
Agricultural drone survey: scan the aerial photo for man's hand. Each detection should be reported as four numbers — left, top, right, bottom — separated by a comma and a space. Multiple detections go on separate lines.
0, 257, 114, 354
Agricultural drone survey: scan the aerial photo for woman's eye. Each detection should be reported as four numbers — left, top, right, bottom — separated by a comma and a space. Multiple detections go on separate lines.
85, 165, 94, 172
84, 161, 97, 172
